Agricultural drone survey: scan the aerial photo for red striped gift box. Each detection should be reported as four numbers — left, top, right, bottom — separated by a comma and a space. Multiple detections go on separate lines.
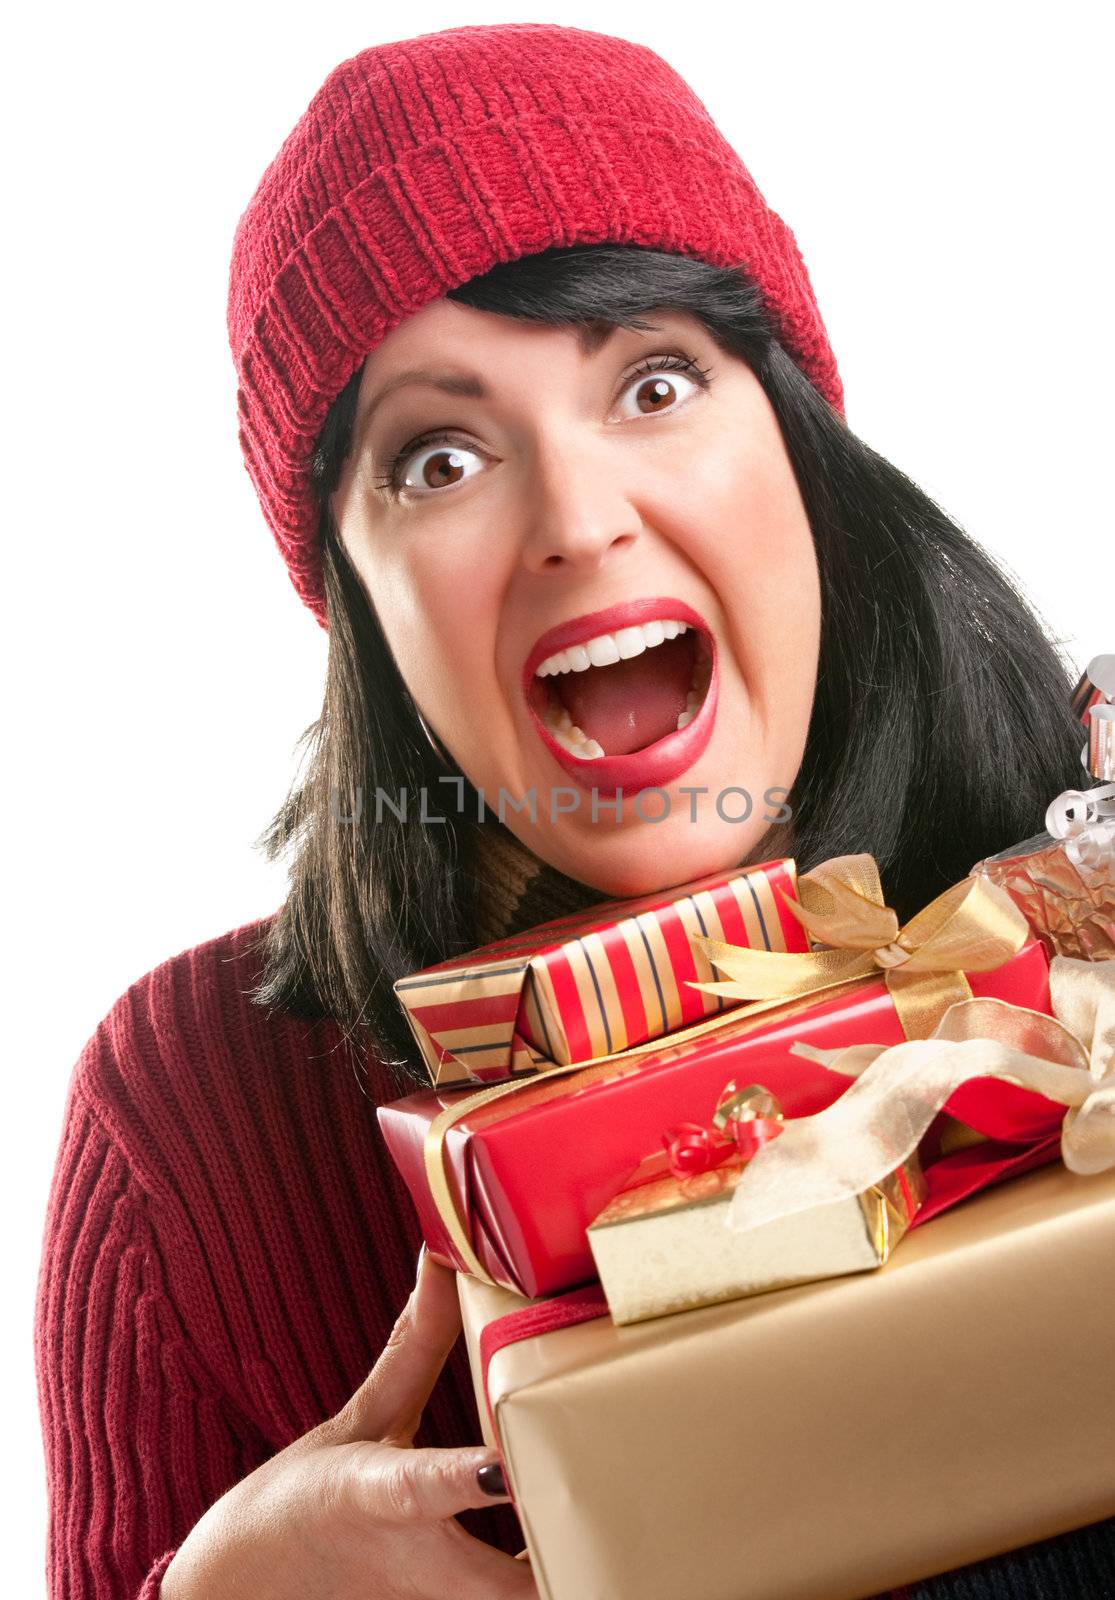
393, 858, 807, 1088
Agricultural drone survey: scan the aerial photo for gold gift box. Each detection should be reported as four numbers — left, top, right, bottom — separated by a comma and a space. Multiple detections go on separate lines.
460, 1162, 1115, 1600
586, 1149, 925, 1324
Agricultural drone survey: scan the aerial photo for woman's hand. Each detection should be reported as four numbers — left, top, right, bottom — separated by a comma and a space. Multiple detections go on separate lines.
161, 1250, 537, 1599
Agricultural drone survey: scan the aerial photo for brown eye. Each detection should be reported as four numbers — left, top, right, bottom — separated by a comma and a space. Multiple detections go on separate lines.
620, 352, 713, 419
372, 430, 485, 500
372, 351, 713, 502
412, 447, 469, 491
633, 375, 682, 413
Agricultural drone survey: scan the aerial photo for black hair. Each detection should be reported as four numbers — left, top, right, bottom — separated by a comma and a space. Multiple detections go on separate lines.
247, 244, 1084, 1092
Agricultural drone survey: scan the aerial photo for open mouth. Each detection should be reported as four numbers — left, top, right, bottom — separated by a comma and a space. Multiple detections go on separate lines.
526, 618, 714, 760
521, 599, 721, 797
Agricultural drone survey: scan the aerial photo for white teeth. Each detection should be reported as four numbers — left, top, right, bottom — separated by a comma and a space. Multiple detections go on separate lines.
586, 634, 621, 668
675, 659, 713, 730
536, 614, 713, 755
543, 702, 575, 733
535, 618, 693, 678
614, 627, 648, 660
548, 720, 605, 758
540, 700, 604, 758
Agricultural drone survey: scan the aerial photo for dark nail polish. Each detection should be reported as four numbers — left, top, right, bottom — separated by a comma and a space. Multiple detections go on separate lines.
477, 1462, 508, 1497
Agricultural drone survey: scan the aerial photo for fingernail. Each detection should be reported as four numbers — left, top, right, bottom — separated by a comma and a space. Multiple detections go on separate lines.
477, 1462, 507, 1497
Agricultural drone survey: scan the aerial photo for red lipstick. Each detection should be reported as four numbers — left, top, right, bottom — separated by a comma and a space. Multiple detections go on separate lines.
522, 597, 719, 798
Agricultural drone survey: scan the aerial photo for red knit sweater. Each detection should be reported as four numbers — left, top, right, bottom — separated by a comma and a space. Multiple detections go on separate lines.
33, 914, 522, 1597
34, 916, 1115, 1598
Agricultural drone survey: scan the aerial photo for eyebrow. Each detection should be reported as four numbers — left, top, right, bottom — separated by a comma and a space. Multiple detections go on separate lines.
353, 318, 662, 452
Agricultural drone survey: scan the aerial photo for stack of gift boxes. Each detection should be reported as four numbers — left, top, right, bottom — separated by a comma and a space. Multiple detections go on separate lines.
377, 655, 1115, 1600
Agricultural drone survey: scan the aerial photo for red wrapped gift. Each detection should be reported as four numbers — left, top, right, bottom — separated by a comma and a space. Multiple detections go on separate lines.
391, 858, 807, 1088
378, 856, 1066, 1297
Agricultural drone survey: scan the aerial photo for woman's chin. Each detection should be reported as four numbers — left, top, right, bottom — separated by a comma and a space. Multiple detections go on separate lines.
535, 819, 773, 901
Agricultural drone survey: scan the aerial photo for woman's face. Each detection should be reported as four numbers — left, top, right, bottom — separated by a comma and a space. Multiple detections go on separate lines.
332, 298, 821, 896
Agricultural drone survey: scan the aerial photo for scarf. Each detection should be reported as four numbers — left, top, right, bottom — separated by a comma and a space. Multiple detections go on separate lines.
458, 810, 799, 948
460, 816, 609, 947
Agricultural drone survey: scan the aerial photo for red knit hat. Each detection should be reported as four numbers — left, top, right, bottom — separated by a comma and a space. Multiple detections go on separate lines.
228, 23, 845, 628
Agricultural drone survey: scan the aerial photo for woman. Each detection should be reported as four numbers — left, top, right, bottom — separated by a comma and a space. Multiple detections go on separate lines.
34, 22, 1113, 1600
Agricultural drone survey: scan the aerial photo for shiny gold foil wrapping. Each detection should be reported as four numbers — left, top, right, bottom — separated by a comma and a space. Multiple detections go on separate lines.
586, 1151, 925, 1324
460, 1162, 1115, 1600
970, 829, 1114, 961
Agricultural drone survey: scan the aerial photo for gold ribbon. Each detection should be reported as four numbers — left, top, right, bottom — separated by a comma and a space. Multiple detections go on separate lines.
719, 955, 1115, 1236
421, 853, 1032, 1285
422, 969, 872, 1284
689, 852, 1031, 1042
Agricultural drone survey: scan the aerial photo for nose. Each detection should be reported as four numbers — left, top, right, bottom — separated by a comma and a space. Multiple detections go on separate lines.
517, 437, 643, 575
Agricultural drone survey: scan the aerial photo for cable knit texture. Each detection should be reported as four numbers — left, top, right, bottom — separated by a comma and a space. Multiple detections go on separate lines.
226, 22, 846, 625
34, 830, 1115, 1595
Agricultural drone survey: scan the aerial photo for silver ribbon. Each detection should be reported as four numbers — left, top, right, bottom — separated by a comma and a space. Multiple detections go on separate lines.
1046, 782, 1115, 872
1084, 654, 1115, 700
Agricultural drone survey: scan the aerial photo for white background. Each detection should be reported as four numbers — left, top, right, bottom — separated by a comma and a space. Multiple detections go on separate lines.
6, 1, 1111, 1588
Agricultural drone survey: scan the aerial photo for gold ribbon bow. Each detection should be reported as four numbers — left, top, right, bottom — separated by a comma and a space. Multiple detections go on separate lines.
717, 955, 1115, 1236
421, 854, 1032, 1286
689, 852, 1032, 1042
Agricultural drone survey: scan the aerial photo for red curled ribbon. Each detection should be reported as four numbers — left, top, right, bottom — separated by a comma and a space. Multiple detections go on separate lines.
662, 1081, 785, 1179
